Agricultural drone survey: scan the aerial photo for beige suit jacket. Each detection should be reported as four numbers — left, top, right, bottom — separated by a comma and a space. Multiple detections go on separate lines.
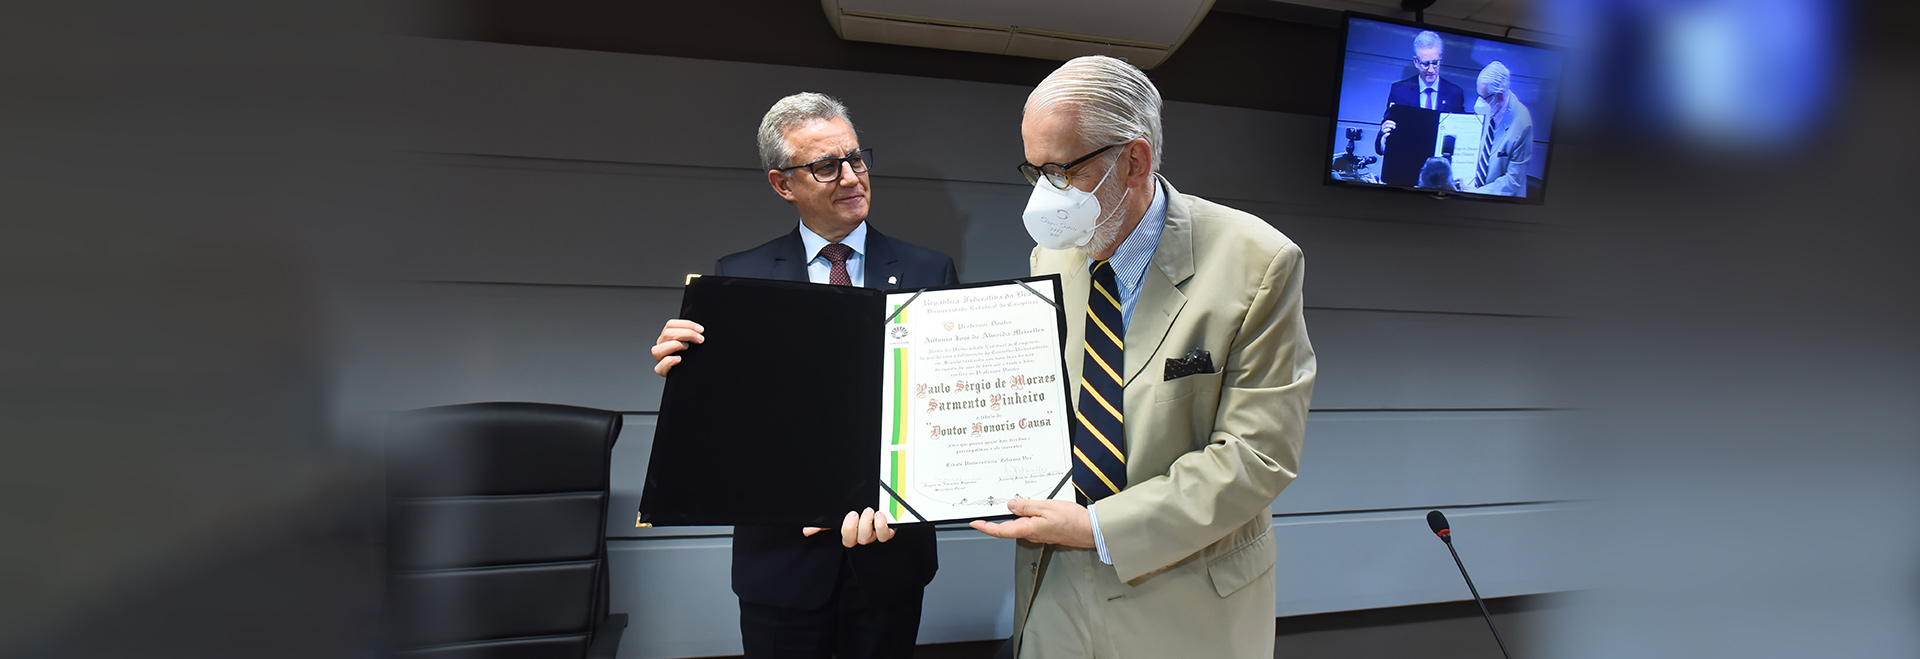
1013, 177, 1316, 654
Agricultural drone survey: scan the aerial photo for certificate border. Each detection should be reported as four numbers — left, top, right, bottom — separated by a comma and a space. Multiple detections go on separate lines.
878, 274, 1075, 527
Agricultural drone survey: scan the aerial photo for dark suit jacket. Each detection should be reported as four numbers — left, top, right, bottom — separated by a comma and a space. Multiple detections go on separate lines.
1386, 74, 1467, 114
1376, 75, 1468, 154
717, 224, 957, 611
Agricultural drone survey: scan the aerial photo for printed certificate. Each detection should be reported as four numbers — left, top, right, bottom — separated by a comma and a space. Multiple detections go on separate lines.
878, 280, 1075, 524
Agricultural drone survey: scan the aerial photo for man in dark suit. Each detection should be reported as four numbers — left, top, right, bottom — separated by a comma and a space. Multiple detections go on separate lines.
1375, 29, 1468, 155
650, 92, 955, 659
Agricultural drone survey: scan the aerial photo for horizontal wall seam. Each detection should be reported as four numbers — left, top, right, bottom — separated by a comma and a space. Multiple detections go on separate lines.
608, 502, 1583, 541
394, 558, 599, 575
1306, 407, 1583, 413
401, 632, 591, 652
401, 150, 1578, 231
613, 407, 1582, 416
1272, 500, 1582, 520
387, 279, 1575, 318
394, 491, 606, 503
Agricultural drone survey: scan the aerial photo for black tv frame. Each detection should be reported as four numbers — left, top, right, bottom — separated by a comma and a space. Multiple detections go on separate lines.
1321, 11, 1564, 205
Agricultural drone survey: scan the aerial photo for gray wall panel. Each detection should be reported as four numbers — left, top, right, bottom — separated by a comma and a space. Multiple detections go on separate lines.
392, 37, 1029, 184
331, 282, 672, 414
614, 412, 1580, 535
370, 153, 1575, 315
606, 537, 741, 659
1228, 200, 1577, 317
373, 155, 1031, 288
388, 37, 1573, 230
337, 284, 1566, 416
605, 530, 1016, 657
917, 532, 1019, 644
1274, 504, 1582, 617
1306, 309, 1572, 410
381, 155, 798, 286
1281, 411, 1578, 514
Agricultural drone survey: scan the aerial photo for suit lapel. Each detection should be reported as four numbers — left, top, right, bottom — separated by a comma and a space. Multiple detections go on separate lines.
865, 227, 901, 291
1123, 178, 1194, 387
1061, 256, 1091, 398
770, 228, 809, 283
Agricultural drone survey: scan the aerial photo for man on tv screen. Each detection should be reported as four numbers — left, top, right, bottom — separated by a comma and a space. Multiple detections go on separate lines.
1456, 61, 1534, 197
1375, 30, 1466, 155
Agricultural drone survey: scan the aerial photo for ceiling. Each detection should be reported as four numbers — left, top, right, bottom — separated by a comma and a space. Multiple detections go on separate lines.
1274, 0, 1556, 40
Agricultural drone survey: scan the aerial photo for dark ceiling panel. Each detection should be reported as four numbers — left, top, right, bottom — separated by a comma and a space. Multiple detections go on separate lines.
392, 0, 1343, 116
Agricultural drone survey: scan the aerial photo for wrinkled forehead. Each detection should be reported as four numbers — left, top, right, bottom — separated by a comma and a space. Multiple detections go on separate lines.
1416, 45, 1443, 59
1020, 105, 1089, 164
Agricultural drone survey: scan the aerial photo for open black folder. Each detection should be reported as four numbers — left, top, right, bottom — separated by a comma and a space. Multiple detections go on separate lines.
638, 275, 1075, 528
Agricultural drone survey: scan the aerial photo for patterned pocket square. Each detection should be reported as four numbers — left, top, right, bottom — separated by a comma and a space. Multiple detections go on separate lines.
1164, 347, 1215, 380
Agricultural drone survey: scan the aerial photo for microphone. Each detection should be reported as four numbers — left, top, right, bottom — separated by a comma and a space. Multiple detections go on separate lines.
1426, 511, 1513, 659
1427, 509, 1451, 540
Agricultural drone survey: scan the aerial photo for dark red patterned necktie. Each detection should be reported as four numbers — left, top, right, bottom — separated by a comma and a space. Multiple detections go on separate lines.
821, 243, 853, 286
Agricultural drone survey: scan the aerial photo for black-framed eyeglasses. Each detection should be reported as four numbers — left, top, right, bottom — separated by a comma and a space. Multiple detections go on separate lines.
1017, 143, 1123, 190
778, 148, 872, 183
1414, 58, 1443, 69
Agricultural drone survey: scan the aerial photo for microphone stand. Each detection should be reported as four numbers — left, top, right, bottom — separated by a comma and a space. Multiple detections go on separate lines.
1441, 534, 1514, 659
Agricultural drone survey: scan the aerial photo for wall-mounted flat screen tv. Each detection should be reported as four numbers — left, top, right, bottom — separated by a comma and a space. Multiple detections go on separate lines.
1326, 14, 1563, 203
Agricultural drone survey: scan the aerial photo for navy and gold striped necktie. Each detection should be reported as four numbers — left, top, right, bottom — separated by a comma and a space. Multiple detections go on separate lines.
1074, 259, 1127, 502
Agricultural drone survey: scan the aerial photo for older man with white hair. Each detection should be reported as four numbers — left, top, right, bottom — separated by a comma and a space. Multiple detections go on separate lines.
1458, 61, 1536, 197
970, 55, 1317, 658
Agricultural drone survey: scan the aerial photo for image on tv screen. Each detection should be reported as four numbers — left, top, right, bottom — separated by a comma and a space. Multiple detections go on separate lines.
1327, 15, 1563, 202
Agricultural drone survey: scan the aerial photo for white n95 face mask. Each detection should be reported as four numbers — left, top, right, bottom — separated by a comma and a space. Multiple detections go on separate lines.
1021, 160, 1126, 251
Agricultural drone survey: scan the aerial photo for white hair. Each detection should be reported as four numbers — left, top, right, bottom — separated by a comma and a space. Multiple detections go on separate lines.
1024, 55, 1164, 173
1477, 61, 1512, 97
757, 92, 855, 172
1413, 30, 1444, 53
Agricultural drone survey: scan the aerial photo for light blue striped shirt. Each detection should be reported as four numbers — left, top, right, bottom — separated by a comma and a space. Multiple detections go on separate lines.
798, 220, 867, 287
1087, 178, 1168, 565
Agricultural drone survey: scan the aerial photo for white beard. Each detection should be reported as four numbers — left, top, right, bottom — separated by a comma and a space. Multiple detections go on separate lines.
1079, 183, 1131, 257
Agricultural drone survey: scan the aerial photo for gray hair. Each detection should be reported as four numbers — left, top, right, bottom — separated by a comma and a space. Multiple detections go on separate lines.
1024, 55, 1164, 173
757, 92, 855, 171
1477, 61, 1512, 97
1413, 30, 1444, 54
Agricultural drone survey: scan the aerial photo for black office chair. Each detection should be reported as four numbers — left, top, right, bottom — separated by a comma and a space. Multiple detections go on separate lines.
383, 402, 628, 659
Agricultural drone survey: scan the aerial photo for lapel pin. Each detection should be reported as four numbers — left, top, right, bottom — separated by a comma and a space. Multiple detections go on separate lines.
888, 276, 897, 285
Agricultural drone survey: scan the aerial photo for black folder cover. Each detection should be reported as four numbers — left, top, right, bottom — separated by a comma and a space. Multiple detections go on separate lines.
640, 276, 880, 528
1381, 103, 1441, 187
638, 275, 1066, 528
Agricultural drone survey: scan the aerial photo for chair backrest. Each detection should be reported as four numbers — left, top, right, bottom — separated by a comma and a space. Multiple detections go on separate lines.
384, 402, 622, 658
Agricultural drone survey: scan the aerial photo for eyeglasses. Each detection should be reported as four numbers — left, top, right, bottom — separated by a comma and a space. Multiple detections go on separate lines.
1413, 58, 1443, 69
778, 148, 872, 183
1016, 143, 1123, 190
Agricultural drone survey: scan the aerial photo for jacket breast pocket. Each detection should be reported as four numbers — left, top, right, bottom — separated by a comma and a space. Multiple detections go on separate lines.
1153, 369, 1223, 403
